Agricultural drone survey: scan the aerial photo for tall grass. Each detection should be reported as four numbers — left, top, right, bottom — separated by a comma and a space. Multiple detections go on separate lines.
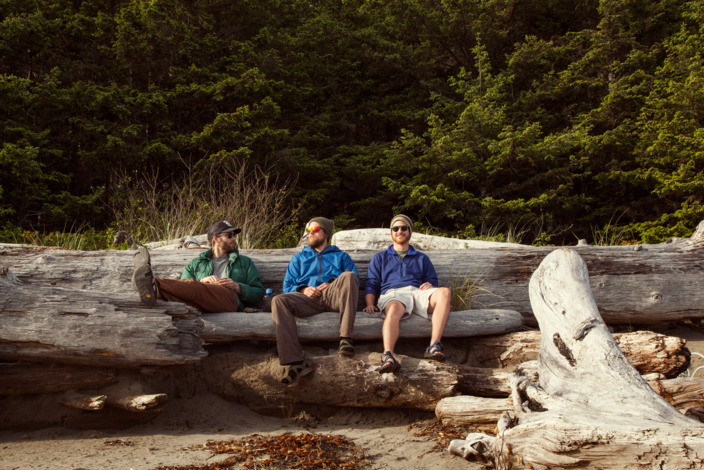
111, 162, 300, 249
1, 223, 111, 251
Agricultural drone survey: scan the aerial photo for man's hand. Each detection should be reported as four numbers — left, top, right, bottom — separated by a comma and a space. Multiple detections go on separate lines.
419, 282, 434, 290
302, 286, 322, 298
362, 304, 379, 313
201, 275, 219, 284
218, 278, 241, 294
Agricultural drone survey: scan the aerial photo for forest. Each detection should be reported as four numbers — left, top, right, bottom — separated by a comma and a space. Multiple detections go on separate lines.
0, 0, 702, 247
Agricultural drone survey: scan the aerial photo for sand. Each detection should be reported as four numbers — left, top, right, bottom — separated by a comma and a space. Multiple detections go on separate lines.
3, 321, 703, 470
0, 391, 484, 470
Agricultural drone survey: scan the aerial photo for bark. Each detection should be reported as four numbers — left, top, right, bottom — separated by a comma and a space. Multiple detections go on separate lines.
438, 376, 704, 430
201, 309, 524, 343
3, 237, 704, 325
0, 273, 206, 367
106, 394, 168, 412
488, 248, 704, 469
61, 392, 107, 411
204, 351, 459, 412
466, 329, 689, 376
0, 362, 118, 395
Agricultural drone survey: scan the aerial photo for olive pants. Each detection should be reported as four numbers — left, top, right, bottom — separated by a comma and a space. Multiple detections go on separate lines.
271, 271, 358, 364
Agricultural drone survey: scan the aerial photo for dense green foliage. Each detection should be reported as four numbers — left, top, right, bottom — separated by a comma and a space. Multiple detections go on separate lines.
1, 0, 703, 245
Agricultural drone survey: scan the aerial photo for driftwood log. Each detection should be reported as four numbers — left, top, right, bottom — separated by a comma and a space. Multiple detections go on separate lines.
0, 272, 206, 367
455, 248, 704, 469
203, 351, 459, 412
440, 373, 704, 431
201, 309, 523, 343
3, 227, 704, 325
461, 329, 689, 376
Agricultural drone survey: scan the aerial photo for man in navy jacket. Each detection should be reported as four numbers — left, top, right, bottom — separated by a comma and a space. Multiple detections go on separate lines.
272, 217, 360, 385
363, 214, 451, 373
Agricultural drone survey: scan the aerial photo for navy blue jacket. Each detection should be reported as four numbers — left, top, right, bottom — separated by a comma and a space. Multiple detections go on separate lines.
364, 245, 439, 297
283, 245, 359, 293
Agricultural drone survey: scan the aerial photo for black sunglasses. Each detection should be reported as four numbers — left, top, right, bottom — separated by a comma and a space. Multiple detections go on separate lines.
392, 225, 409, 232
219, 232, 235, 239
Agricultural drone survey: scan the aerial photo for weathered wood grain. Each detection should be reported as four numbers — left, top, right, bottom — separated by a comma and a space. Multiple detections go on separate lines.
200, 309, 524, 343
2, 240, 703, 325
487, 248, 704, 469
0, 275, 206, 367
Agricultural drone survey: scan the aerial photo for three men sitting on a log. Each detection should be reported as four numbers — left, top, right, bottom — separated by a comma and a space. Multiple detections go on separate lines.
132, 215, 451, 385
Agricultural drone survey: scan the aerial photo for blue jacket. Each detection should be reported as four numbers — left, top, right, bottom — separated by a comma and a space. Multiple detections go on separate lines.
283, 245, 359, 293
364, 245, 439, 297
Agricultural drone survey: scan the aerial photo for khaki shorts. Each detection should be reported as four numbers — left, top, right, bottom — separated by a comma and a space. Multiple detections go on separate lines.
378, 286, 438, 319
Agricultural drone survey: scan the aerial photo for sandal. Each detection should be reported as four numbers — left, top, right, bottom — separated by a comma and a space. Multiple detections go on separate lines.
281, 361, 313, 385
379, 351, 400, 374
424, 340, 446, 362
338, 338, 355, 357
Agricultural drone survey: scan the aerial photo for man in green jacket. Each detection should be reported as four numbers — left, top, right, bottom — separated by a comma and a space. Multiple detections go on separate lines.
132, 220, 265, 312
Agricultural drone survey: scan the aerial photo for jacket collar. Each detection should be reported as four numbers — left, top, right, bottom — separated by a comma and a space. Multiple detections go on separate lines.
302, 245, 339, 255
385, 244, 418, 255
200, 247, 239, 261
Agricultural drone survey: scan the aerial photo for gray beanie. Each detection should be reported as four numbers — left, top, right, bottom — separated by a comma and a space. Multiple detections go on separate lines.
390, 214, 413, 233
307, 217, 334, 242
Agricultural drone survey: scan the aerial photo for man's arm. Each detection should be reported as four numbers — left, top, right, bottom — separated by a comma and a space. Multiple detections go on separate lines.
341, 252, 360, 281
422, 254, 440, 287
239, 258, 264, 305
363, 254, 382, 312
180, 258, 198, 280
282, 255, 302, 293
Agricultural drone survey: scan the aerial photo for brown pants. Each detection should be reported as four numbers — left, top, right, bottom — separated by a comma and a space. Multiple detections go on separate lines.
156, 278, 240, 313
272, 271, 359, 364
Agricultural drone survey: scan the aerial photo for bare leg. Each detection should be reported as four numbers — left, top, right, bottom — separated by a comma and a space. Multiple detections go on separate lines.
382, 300, 406, 353
427, 287, 451, 345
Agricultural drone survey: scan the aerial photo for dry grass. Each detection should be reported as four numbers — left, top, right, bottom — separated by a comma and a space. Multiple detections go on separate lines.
111, 161, 299, 249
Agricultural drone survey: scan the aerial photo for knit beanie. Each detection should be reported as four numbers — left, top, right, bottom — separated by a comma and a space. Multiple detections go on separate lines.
307, 217, 334, 242
390, 214, 413, 233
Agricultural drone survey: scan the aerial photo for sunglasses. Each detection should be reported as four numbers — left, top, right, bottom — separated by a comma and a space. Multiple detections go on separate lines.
219, 232, 236, 239
306, 226, 322, 234
392, 225, 409, 232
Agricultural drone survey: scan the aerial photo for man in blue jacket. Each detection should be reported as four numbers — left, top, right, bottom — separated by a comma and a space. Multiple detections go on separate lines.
363, 214, 451, 373
132, 220, 264, 312
272, 217, 360, 385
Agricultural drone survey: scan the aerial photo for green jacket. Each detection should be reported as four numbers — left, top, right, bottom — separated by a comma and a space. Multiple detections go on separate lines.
181, 248, 265, 310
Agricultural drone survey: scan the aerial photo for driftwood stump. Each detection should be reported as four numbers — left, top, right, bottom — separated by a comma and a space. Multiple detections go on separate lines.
451, 248, 704, 468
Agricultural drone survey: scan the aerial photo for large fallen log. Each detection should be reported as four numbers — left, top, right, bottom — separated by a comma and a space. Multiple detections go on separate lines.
464, 329, 689, 375
0, 272, 206, 367
201, 309, 523, 343
202, 351, 459, 412
475, 248, 704, 469
440, 373, 704, 430
3, 224, 704, 325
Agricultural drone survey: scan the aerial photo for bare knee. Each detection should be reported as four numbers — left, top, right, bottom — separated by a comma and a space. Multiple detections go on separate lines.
384, 301, 406, 322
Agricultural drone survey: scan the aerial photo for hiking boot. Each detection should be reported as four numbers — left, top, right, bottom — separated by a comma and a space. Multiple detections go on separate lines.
132, 247, 157, 306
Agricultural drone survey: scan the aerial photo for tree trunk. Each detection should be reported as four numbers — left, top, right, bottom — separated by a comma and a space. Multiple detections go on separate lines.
0, 274, 206, 367
202, 351, 459, 412
439, 376, 704, 430
486, 248, 704, 469
3, 237, 704, 325
464, 329, 689, 375
201, 309, 523, 343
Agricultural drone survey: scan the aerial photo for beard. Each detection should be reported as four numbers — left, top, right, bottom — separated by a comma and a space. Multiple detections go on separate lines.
307, 235, 327, 250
